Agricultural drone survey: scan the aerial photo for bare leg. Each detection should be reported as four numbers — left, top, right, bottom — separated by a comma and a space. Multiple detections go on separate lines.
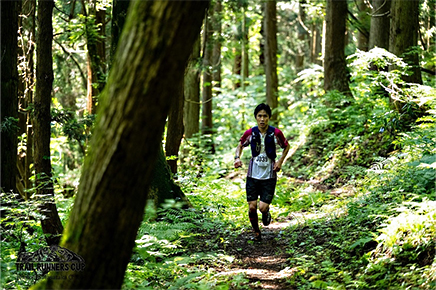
248, 200, 260, 233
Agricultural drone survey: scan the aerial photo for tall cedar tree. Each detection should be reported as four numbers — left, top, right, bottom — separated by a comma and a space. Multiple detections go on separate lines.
17, 0, 37, 199
184, 36, 201, 139
165, 83, 185, 174
1, 0, 19, 194
324, 0, 351, 96
389, 0, 422, 85
369, 0, 391, 50
264, 0, 278, 123
111, 0, 188, 199
31, 1, 209, 289
212, 0, 222, 90
202, 9, 215, 153
82, 0, 106, 114
33, 0, 64, 245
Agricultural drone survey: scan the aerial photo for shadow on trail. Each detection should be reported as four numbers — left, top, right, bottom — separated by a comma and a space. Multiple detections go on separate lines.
223, 220, 298, 290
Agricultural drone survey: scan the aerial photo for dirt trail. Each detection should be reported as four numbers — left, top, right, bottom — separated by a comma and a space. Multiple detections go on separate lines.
219, 220, 298, 289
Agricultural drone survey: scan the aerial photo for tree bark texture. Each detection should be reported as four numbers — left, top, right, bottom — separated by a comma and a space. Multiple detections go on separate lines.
212, 0, 222, 89
110, 0, 130, 65
356, 0, 370, 51
165, 82, 185, 175
17, 0, 36, 199
149, 149, 191, 207
33, 0, 64, 245
1, 0, 19, 194
323, 0, 351, 96
83, 0, 106, 114
296, 0, 307, 73
310, 21, 322, 65
184, 36, 201, 139
264, 0, 278, 123
202, 10, 215, 153
31, 1, 209, 289
369, 0, 391, 50
389, 0, 422, 84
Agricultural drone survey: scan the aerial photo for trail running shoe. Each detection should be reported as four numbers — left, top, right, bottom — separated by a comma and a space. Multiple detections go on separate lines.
253, 231, 262, 242
262, 210, 271, 226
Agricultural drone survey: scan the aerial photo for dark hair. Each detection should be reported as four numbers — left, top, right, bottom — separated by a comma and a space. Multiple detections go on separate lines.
254, 103, 271, 118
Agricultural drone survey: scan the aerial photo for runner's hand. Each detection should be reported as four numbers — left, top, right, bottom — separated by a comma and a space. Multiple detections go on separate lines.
234, 158, 242, 168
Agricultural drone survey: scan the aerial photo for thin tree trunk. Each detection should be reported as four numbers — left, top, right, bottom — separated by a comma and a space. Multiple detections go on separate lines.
1, 0, 19, 194
323, 0, 351, 96
356, 0, 370, 51
369, 0, 391, 50
202, 10, 215, 153
31, 2, 209, 289
212, 0, 222, 89
82, 0, 106, 114
264, 0, 278, 123
165, 83, 185, 175
184, 36, 201, 139
296, 0, 307, 73
310, 22, 322, 65
34, 0, 64, 246
17, 0, 36, 199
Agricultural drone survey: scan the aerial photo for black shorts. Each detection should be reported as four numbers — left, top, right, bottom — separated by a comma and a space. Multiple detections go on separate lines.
246, 177, 277, 204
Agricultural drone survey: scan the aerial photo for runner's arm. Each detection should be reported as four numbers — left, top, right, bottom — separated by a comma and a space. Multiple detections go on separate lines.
273, 143, 290, 172
234, 143, 243, 168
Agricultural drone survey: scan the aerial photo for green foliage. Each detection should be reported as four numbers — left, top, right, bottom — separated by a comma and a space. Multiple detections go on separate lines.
1, 117, 20, 133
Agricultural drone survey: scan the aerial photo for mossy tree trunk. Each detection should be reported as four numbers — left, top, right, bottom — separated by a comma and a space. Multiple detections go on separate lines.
31, 1, 209, 289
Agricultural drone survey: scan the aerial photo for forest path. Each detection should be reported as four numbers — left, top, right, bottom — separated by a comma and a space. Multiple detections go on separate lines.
216, 173, 352, 289
217, 218, 300, 289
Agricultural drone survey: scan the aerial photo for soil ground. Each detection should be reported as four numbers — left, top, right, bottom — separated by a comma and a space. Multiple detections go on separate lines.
217, 218, 298, 289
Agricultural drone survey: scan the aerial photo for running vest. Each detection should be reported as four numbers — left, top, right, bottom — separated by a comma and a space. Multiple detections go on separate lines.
250, 126, 277, 160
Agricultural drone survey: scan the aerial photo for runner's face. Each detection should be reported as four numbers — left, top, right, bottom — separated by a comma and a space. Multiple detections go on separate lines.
256, 110, 270, 131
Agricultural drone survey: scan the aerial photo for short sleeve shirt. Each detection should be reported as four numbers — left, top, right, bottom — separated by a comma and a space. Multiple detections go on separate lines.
239, 127, 289, 180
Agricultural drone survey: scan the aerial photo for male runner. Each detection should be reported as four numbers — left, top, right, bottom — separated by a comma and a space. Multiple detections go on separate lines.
234, 103, 290, 241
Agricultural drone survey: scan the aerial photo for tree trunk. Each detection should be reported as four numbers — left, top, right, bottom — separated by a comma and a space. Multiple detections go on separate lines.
212, 0, 222, 89
31, 1, 209, 289
34, 0, 64, 246
184, 36, 201, 139
202, 10, 215, 153
110, 0, 189, 204
323, 0, 351, 96
110, 0, 130, 66
17, 0, 36, 199
83, 0, 106, 114
264, 0, 278, 123
389, 0, 422, 85
310, 21, 322, 65
149, 149, 191, 207
165, 82, 185, 175
296, 0, 307, 74
369, 0, 391, 50
356, 0, 370, 51
1, 0, 19, 194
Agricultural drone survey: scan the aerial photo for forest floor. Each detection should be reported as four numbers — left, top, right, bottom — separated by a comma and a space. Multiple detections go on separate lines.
206, 176, 352, 290
222, 218, 298, 290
